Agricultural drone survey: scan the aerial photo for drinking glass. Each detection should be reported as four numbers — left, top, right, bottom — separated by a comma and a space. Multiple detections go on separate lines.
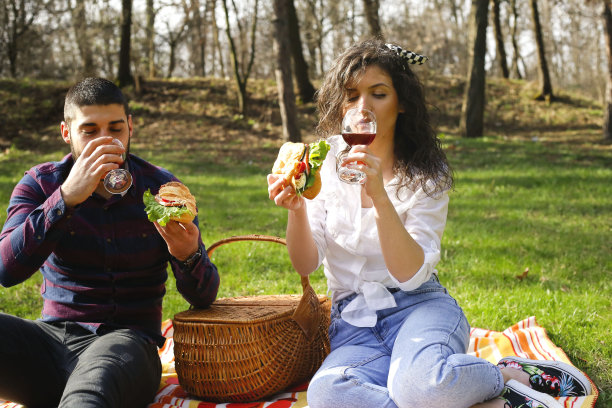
336, 108, 377, 184
103, 138, 132, 194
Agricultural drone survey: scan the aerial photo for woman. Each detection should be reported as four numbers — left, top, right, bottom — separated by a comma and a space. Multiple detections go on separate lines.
267, 39, 590, 408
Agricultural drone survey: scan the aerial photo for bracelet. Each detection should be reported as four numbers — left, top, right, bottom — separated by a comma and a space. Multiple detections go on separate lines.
177, 247, 202, 271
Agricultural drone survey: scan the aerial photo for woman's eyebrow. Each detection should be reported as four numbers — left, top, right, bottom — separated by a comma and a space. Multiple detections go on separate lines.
346, 82, 391, 91
368, 82, 391, 89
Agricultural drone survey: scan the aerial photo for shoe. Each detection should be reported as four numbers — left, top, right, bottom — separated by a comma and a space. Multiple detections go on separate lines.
499, 380, 563, 408
498, 356, 591, 397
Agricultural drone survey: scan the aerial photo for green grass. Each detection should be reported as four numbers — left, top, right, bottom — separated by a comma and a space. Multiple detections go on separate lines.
0, 77, 610, 406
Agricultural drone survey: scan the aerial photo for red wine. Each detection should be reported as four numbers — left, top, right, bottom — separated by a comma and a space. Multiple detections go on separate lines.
342, 132, 376, 146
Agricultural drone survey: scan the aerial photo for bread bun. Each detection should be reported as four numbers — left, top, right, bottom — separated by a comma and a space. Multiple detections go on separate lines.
271, 142, 306, 185
301, 172, 321, 199
156, 182, 197, 223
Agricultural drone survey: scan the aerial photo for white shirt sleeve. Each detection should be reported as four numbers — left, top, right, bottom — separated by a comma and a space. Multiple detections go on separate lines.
389, 187, 449, 291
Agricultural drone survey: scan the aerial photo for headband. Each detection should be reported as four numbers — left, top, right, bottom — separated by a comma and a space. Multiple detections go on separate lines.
385, 44, 429, 65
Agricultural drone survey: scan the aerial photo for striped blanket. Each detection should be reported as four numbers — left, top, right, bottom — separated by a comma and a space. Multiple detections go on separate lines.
0, 317, 598, 408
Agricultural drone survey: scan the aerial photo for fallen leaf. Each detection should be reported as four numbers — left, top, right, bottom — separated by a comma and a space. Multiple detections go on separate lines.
515, 267, 529, 281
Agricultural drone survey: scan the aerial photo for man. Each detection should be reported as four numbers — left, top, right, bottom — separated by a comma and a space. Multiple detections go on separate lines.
0, 77, 220, 407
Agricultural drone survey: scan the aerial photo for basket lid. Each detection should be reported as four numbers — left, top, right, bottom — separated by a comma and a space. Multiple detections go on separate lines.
174, 294, 328, 324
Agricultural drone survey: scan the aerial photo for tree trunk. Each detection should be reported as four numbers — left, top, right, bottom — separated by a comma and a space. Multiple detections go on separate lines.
273, 0, 300, 142
221, 0, 259, 115
187, 0, 208, 76
460, 0, 489, 138
211, 0, 225, 77
530, 0, 553, 101
117, 0, 133, 87
509, 0, 522, 79
491, 0, 509, 78
71, 0, 95, 76
603, 0, 612, 143
4, 0, 39, 78
362, 0, 383, 39
287, 0, 316, 103
146, 0, 156, 78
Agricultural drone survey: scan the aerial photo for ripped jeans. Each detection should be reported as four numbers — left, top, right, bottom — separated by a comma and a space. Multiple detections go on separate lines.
307, 276, 504, 408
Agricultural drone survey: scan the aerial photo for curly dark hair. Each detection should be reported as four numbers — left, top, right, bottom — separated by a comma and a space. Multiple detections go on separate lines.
315, 38, 453, 196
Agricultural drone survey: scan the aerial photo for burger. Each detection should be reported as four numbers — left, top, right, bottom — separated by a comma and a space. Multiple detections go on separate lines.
143, 181, 197, 226
272, 140, 330, 199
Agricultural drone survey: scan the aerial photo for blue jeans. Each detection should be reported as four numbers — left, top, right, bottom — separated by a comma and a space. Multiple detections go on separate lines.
307, 277, 504, 408
0, 313, 161, 408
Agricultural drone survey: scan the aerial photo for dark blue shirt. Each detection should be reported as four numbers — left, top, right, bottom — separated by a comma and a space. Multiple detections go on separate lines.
0, 153, 219, 345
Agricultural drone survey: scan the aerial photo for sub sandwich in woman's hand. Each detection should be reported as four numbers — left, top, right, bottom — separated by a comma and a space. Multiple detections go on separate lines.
272, 140, 330, 199
143, 181, 197, 226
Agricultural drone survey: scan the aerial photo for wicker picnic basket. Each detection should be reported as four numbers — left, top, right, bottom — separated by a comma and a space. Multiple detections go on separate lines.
173, 235, 331, 403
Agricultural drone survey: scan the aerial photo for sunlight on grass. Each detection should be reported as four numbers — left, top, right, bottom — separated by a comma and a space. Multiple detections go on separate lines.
1, 77, 610, 405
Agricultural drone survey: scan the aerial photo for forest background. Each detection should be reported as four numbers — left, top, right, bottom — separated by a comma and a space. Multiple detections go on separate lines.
1, 0, 611, 406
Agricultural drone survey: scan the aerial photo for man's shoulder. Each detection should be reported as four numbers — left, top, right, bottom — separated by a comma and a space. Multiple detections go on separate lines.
130, 155, 178, 186
25, 154, 72, 182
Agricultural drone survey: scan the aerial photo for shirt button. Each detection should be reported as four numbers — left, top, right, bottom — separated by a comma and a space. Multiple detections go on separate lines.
106, 238, 112, 243
70, 231, 75, 236
56, 209, 62, 216
142, 233, 147, 238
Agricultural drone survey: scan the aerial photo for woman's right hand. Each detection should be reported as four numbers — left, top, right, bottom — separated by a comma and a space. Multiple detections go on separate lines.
267, 174, 304, 211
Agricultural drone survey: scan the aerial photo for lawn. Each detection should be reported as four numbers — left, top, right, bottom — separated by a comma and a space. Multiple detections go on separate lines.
0, 77, 610, 406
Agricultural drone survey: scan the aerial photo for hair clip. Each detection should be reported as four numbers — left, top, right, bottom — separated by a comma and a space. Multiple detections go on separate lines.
385, 44, 428, 65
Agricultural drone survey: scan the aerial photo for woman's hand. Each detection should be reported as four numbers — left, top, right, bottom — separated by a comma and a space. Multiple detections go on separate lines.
342, 145, 387, 201
267, 174, 305, 211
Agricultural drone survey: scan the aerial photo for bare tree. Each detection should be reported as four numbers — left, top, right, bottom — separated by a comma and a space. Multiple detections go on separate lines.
508, 0, 523, 79
183, 0, 210, 76
491, 0, 509, 78
210, 0, 225, 78
530, 0, 553, 100
117, 0, 133, 86
70, 0, 95, 76
287, 0, 316, 103
162, 18, 188, 78
1, 0, 44, 77
145, 0, 157, 78
273, 0, 300, 142
221, 0, 259, 115
362, 0, 383, 39
600, 0, 612, 142
461, 0, 489, 138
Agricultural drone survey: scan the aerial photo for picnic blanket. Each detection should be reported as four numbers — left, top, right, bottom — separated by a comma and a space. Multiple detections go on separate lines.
0, 316, 599, 408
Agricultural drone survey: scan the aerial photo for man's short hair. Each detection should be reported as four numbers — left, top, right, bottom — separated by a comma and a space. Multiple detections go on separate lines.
64, 77, 130, 125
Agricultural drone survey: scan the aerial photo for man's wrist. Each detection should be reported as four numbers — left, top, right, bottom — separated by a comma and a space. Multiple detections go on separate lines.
176, 247, 202, 271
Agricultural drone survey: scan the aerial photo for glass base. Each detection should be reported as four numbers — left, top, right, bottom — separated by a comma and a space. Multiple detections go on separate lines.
104, 169, 133, 194
337, 165, 366, 184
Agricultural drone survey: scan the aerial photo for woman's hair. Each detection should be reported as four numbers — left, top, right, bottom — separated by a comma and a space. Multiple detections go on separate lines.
316, 38, 453, 196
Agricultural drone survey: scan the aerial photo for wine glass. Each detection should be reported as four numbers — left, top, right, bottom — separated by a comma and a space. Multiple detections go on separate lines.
103, 138, 132, 194
336, 108, 377, 184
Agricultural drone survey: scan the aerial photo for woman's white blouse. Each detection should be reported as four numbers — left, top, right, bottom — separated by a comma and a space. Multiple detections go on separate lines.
305, 135, 449, 327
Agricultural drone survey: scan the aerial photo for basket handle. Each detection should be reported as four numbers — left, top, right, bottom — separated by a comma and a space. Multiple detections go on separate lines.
206, 234, 322, 342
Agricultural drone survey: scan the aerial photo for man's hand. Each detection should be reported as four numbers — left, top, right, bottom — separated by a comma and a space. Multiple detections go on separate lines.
61, 136, 124, 207
153, 220, 200, 261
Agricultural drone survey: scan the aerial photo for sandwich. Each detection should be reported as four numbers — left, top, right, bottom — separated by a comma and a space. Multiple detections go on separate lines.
272, 140, 330, 199
143, 181, 197, 226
